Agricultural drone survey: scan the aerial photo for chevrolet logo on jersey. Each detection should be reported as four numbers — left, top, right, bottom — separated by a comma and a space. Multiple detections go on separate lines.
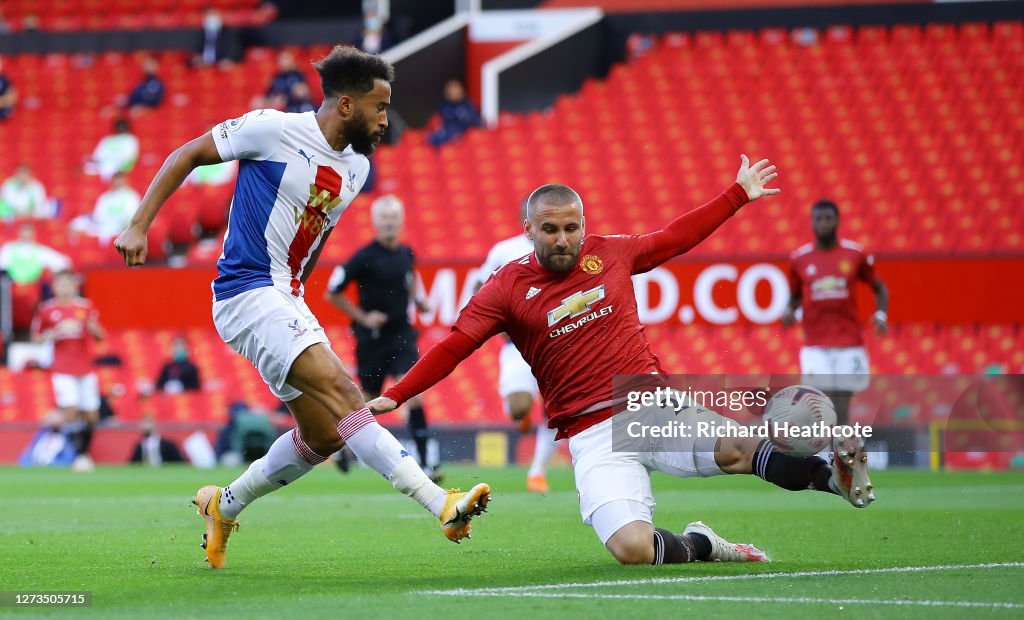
547, 285, 606, 327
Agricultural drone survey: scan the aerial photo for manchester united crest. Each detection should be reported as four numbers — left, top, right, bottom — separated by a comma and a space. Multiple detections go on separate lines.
580, 254, 603, 275
838, 260, 852, 275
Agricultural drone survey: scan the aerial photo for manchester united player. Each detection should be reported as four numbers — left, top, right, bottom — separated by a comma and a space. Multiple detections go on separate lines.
31, 270, 105, 472
782, 199, 889, 425
369, 156, 876, 566
113, 46, 489, 569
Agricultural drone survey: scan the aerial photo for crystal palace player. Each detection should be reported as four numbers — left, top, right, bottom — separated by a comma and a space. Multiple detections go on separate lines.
782, 199, 889, 425
369, 156, 875, 566
114, 47, 489, 569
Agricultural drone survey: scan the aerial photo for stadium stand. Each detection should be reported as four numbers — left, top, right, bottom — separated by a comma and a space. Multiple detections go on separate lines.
0, 0, 272, 31
0, 22, 1021, 267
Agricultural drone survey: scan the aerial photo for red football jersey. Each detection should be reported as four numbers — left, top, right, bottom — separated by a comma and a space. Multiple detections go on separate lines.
455, 234, 668, 438
31, 298, 99, 376
788, 239, 879, 347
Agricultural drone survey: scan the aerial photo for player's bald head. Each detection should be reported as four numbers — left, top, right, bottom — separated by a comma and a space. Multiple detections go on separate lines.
527, 184, 583, 222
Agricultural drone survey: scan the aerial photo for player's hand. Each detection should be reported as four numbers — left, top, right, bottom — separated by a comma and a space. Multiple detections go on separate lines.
781, 307, 797, 327
360, 310, 388, 329
114, 225, 149, 267
872, 311, 889, 335
736, 154, 780, 202
366, 396, 398, 414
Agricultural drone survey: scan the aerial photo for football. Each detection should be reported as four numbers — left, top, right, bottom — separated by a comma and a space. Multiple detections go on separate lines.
763, 385, 838, 456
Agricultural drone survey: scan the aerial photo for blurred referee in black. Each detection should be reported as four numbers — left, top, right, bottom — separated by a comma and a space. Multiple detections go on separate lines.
327, 195, 440, 481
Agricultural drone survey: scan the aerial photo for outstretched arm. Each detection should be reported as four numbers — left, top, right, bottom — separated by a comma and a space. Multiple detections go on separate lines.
367, 330, 481, 412
114, 133, 223, 266
631, 155, 779, 273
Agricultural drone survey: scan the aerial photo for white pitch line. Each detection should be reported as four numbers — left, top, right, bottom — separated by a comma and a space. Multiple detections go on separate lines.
461, 592, 1024, 609
423, 562, 1024, 596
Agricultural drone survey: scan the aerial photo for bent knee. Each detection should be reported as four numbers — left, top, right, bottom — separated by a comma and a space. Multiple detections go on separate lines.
607, 539, 654, 565
303, 429, 345, 456
506, 392, 533, 419
605, 524, 655, 565
715, 436, 758, 474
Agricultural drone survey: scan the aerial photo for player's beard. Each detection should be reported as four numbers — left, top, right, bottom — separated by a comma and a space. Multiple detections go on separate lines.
344, 108, 382, 156
536, 243, 581, 273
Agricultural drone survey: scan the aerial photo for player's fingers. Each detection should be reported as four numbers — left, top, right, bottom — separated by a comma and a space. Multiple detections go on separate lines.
739, 153, 749, 169
760, 165, 777, 177
751, 158, 770, 173
763, 188, 782, 195
763, 172, 779, 184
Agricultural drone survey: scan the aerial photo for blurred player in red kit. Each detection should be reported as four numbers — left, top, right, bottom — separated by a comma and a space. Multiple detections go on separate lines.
31, 270, 106, 472
783, 199, 889, 425
370, 156, 875, 567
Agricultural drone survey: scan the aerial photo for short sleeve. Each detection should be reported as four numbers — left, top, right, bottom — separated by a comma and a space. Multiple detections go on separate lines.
327, 264, 352, 295
212, 109, 283, 162
453, 276, 507, 344
858, 251, 879, 285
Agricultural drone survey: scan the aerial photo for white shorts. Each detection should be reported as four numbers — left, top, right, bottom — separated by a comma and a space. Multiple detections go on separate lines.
498, 341, 538, 398
53, 373, 100, 412
800, 346, 871, 393
569, 404, 736, 544
213, 287, 330, 401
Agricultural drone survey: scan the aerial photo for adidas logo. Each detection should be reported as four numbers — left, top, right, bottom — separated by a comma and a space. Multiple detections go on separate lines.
526, 286, 541, 300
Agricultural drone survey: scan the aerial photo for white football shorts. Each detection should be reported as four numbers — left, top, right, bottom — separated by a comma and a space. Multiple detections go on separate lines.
52, 372, 100, 412
569, 402, 737, 544
213, 286, 330, 402
799, 345, 871, 393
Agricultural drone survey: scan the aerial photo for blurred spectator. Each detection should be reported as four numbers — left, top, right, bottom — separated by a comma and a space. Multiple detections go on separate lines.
0, 56, 17, 121
0, 222, 70, 286
284, 82, 316, 113
127, 56, 165, 111
196, 8, 226, 67
359, 10, 394, 54
0, 10, 11, 35
265, 50, 306, 110
19, 410, 77, 467
21, 14, 40, 32
427, 79, 480, 147
0, 223, 71, 332
214, 402, 278, 464
155, 335, 202, 393
129, 417, 185, 465
72, 172, 141, 242
0, 164, 53, 220
626, 33, 656, 61
85, 118, 139, 180
185, 159, 237, 186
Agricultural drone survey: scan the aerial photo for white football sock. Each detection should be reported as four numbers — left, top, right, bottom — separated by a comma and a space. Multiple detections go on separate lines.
338, 408, 446, 517
219, 428, 325, 520
527, 423, 558, 478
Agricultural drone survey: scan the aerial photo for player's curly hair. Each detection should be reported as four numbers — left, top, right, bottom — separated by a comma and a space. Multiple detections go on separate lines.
314, 45, 395, 100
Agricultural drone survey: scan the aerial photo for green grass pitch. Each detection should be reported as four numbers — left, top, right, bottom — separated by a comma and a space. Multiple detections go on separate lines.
1, 465, 1022, 618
